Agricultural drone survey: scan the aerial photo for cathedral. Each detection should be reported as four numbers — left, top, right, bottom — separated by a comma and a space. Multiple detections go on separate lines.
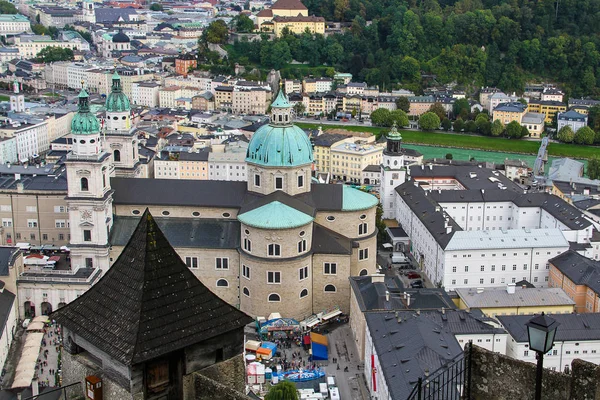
66, 77, 378, 320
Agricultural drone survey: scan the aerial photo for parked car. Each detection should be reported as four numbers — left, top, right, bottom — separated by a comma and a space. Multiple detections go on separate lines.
407, 272, 421, 280
410, 280, 424, 288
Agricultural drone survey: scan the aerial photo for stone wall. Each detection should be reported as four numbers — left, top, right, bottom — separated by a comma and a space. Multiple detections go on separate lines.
185, 354, 251, 400
469, 345, 600, 400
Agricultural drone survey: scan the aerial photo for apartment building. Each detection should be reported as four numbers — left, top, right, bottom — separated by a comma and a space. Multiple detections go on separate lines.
557, 110, 588, 132
131, 81, 161, 108
312, 132, 351, 174
408, 96, 435, 116
12, 34, 83, 58
0, 121, 49, 161
214, 85, 234, 110
208, 149, 247, 181
330, 139, 383, 183
272, 15, 325, 37
549, 251, 600, 313
284, 79, 302, 94
0, 14, 30, 35
159, 86, 200, 109
492, 102, 526, 124
232, 88, 270, 115
527, 100, 567, 124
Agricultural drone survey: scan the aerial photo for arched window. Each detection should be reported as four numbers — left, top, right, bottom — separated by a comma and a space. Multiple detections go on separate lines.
80, 177, 89, 191
113, 149, 121, 162
216, 279, 229, 287
300, 289, 308, 298
268, 293, 281, 302
324, 284, 336, 292
102, 167, 107, 188
268, 243, 281, 256
243, 287, 250, 297
359, 269, 368, 276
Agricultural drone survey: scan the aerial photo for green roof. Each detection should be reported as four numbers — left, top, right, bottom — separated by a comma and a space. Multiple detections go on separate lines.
71, 88, 100, 135
271, 88, 290, 108
105, 72, 131, 112
238, 201, 313, 229
246, 124, 312, 167
0, 14, 28, 22
387, 121, 402, 140
342, 185, 378, 211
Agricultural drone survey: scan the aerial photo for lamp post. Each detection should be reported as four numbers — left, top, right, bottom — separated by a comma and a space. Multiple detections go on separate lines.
526, 313, 560, 400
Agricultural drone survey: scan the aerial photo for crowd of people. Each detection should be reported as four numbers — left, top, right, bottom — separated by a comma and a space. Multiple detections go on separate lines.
36, 322, 62, 387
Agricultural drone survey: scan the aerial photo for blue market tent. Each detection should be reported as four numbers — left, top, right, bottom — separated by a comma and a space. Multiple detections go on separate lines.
311, 343, 328, 360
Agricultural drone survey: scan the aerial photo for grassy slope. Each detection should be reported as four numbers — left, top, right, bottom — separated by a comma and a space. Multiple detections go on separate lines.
296, 123, 599, 159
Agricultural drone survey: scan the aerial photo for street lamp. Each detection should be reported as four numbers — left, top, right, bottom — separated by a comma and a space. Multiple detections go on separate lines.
526, 313, 560, 400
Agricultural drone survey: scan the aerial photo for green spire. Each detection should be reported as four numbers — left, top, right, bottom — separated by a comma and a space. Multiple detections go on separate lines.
271, 84, 290, 109
71, 87, 100, 135
387, 121, 402, 141
105, 70, 131, 112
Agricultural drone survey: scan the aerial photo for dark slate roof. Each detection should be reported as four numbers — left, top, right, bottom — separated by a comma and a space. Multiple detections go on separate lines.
95, 8, 138, 22
239, 190, 315, 217
0, 247, 18, 276
52, 210, 253, 365
395, 181, 461, 249
109, 216, 240, 249
179, 151, 210, 161
295, 183, 343, 211
362, 165, 380, 173
0, 288, 15, 340
365, 311, 463, 400
110, 178, 249, 208
312, 224, 352, 255
574, 199, 600, 211
409, 165, 521, 192
349, 276, 456, 312
312, 133, 351, 147
549, 250, 600, 294
553, 180, 600, 197
498, 313, 600, 342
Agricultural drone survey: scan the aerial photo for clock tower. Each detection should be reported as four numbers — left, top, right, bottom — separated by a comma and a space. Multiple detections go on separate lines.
65, 86, 113, 273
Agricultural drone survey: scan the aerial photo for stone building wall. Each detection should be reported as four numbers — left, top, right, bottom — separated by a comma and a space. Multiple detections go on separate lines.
246, 164, 312, 196
469, 344, 600, 400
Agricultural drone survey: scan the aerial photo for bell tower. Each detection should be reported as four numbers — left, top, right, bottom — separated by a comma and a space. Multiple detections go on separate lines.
380, 122, 406, 219
65, 84, 113, 273
104, 70, 140, 177
82, 0, 95, 23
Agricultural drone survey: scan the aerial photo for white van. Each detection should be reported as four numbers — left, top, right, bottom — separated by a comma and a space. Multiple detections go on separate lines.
329, 387, 340, 400
319, 383, 328, 397
327, 376, 335, 388
391, 254, 409, 264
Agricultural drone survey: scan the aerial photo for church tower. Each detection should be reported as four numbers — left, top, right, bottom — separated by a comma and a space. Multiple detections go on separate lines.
104, 71, 140, 177
9, 79, 24, 113
81, 0, 95, 23
245, 84, 313, 196
380, 122, 407, 219
65, 86, 113, 273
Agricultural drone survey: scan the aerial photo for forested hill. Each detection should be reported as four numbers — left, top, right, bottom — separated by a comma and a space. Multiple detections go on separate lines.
266, 0, 600, 96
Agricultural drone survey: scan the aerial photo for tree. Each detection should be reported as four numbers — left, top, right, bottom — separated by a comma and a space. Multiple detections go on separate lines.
389, 110, 409, 127
370, 108, 391, 126
465, 120, 477, 133
293, 102, 305, 116
441, 117, 451, 131
557, 126, 575, 143
233, 14, 255, 33
574, 126, 595, 145
203, 20, 229, 44
453, 118, 464, 132
445, 153, 453, 160
588, 157, 600, 180
491, 120, 504, 136
0, 0, 18, 14
35, 46, 74, 63
149, 3, 163, 11
395, 96, 410, 113
521, 126, 530, 138
475, 113, 490, 134
32, 24, 49, 36
428, 102, 446, 121
505, 121, 522, 138
419, 112, 441, 130
588, 106, 600, 132
265, 381, 299, 400
453, 98, 470, 119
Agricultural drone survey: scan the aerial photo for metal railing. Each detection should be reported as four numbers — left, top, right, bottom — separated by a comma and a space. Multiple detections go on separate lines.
406, 341, 472, 400
23, 382, 82, 400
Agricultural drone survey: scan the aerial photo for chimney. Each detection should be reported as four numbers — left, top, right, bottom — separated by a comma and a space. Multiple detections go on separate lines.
31, 378, 39, 396
506, 283, 516, 294
446, 225, 452, 234
429, 164, 433, 170
385, 291, 390, 302
522, 284, 527, 289
441, 307, 445, 315
416, 309, 420, 316
16, 182, 24, 193
413, 181, 418, 187
371, 273, 385, 283
435, 206, 441, 212
476, 287, 484, 294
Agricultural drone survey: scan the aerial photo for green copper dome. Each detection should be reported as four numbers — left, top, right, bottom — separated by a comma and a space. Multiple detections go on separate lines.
238, 201, 313, 229
387, 121, 402, 141
246, 86, 313, 167
71, 88, 100, 135
105, 72, 131, 112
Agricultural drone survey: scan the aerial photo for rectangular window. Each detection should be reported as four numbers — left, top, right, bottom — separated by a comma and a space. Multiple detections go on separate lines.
480, 266, 485, 272
54, 206, 67, 213
268, 243, 281, 256
0, 205, 11, 212
299, 266, 308, 281
30, 233, 35, 240
27, 219, 38, 228
243, 238, 252, 252
186, 257, 198, 269
242, 264, 250, 279
267, 271, 281, 284
480, 278, 484, 284
55, 220, 66, 228
324, 262, 337, 275
297, 175, 304, 188
254, 174, 260, 187
216, 257, 229, 269
275, 177, 283, 190
26, 206, 37, 213
491, 278, 495, 284
524, 351, 529, 357
42, 234, 48, 241
358, 222, 368, 235
298, 239, 307, 253
465, 266, 469, 272
452, 266, 457, 273
2, 218, 12, 227
451, 279, 456, 285
464, 279, 468, 284
83, 230, 91, 242
58, 234, 64, 240
359, 248, 369, 260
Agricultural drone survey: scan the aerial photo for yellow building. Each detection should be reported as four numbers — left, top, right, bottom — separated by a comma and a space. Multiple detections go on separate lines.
492, 102, 527, 124
272, 15, 325, 37
256, 0, 308, 29
330, 137, 383, 183
527, 100, 567, 124
455, 286, 575, 317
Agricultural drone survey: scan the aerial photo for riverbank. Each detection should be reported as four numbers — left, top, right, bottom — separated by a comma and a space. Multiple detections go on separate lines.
296, 123, 599, 160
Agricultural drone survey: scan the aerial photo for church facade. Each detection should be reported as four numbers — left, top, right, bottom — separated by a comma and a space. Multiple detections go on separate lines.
65, 81, 379, 321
